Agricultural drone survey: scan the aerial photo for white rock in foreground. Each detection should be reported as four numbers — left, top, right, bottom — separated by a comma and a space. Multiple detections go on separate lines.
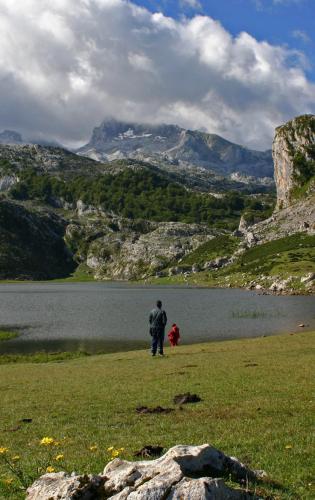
26, 444, 266, 499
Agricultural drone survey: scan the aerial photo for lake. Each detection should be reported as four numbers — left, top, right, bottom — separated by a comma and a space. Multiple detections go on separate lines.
0, 283, 314, 354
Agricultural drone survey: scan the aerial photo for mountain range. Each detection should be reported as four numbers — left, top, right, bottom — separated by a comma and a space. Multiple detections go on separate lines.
0, 114, 314, 290
77, 119, 274, 179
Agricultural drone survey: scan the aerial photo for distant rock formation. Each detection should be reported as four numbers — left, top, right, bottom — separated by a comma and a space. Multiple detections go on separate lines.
26, 444, 266, 499
78, 119, 273, 178
0, 143, 99, 174
0, 129, 23, 145
273, 114, 315, 208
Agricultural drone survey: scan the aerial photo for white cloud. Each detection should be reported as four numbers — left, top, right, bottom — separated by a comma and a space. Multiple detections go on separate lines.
0, 0, 314, 149
253, 0, 305, 9
180, 0, 202, 9
292, 29, 311, 44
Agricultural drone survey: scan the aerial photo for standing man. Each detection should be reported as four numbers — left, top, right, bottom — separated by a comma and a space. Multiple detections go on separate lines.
149, 300, 167, 356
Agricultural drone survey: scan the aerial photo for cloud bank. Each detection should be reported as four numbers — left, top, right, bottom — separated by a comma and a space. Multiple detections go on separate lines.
0, 0, 314, 149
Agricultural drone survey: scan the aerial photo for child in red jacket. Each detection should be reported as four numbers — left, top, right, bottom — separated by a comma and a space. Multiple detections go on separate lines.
168, 323, 180, 347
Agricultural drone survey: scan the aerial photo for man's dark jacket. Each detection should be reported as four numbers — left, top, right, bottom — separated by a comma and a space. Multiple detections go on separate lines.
149, 307, 167, 336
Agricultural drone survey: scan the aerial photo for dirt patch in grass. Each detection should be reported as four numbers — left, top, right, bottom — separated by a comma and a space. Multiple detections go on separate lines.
173, 393, 202, 404
136, 406, 174, 414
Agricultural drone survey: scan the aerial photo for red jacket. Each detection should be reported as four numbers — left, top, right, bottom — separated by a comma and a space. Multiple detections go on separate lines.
168, 324, 180, 342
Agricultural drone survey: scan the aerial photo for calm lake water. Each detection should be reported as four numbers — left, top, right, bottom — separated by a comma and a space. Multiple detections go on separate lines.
0, 283, 314, 354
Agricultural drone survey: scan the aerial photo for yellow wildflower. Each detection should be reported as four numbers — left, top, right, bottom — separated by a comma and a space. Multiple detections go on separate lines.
3, 478, 13, 486
0, 447, 9, 454
46, 466, 56, 473
285, 445, 292, 449
119, 448, 125, 452
54, 454, 64, 461
40, 437, 55, 446
12, 455, 20, 462
89, 445, 98, 452
107, 446, 114, 452
111, 450, 120, 458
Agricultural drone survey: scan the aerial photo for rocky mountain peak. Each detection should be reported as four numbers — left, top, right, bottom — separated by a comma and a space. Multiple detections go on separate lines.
0, 129, 23, 145
273, 114, 315, 208
78, 119, 273, 178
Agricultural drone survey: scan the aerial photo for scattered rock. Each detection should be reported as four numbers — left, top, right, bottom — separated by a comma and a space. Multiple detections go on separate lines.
136, 406, 174, 414
26, 472, 105, 500
192, 263, 201, 273
301, 272, 315, 284
203, 256, 229, 270
245, 231, 257, 247
134, 445, 164, 458
173, 393, 202, 405
298, 324, 305, 328
27, 444, 267, 499
244, 363, 258, 368
20, 418, 33, 423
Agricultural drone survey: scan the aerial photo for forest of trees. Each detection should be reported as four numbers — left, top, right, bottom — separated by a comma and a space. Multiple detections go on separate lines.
10, 167, 271, 228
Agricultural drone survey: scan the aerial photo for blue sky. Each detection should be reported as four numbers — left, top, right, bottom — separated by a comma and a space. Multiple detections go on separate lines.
0, 0, 314, 149
133, 0, 315, 80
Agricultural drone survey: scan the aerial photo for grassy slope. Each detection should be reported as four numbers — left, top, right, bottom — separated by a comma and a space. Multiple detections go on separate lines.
179, 235, 239, 266
153, 233, 315, 291
0, 332, 314, 498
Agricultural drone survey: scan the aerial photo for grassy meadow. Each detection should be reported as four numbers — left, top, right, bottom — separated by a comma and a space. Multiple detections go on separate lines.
152, 233, 315, 291
0, 331, 314, 499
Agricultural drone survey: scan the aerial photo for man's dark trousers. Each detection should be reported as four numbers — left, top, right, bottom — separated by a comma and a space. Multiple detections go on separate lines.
151, 331, 165, 355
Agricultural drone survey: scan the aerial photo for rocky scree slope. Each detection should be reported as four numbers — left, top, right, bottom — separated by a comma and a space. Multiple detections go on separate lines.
78, 119, 273, 178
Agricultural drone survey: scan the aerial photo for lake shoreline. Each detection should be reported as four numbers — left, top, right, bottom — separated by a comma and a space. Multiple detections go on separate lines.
1, 282, 314, 356
0, 277, 314, 295
0, 328, 314, 363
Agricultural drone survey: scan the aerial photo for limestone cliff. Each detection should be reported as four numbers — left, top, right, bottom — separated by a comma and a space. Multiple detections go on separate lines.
273, 114, 315, 208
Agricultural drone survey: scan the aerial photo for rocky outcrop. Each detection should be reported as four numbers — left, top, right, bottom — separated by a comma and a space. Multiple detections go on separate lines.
242, 194, 315, 243
26, 444, 266, 499
273, 114, 315, 209
70, 215, 217, 280
0, 199, 75, 279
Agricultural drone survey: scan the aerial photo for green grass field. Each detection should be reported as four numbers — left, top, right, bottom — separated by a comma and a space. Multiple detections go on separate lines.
0, 331, 19, 342
0, 331, 314, 499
